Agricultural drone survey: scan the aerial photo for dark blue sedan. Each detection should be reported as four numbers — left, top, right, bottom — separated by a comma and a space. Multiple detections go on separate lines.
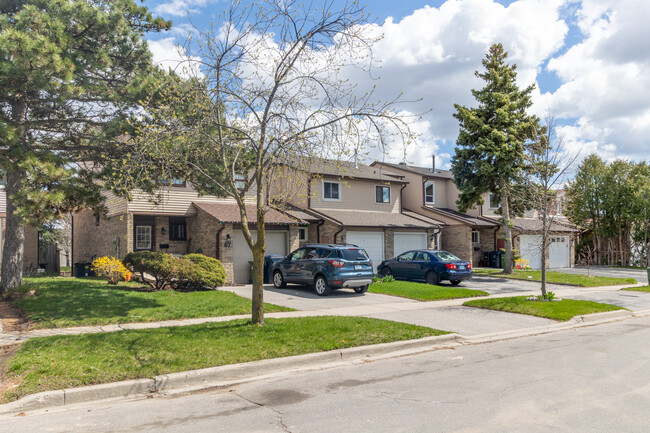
377, 250, 472, 285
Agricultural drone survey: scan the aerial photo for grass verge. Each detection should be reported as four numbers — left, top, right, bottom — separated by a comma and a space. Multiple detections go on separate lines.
11, 277, 292, 329
472, 269, 636, 287
622, 286, 650, 293
369, 280, 487, 301
463, 296, 623, 321
2, 317, 447, 402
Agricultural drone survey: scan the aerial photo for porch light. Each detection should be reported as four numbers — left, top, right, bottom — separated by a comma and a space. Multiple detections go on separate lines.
224, 233, 232, 248
161, 227, 166, 235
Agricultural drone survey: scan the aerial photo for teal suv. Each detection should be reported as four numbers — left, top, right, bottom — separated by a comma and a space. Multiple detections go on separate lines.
272, 244, 374, 296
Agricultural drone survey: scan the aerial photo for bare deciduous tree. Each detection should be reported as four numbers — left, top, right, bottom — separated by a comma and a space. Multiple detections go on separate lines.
111, 0, 416, 325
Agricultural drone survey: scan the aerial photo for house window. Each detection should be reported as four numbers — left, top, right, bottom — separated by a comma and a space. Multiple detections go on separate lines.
424, 180, 435, 204
472, 229, 480, 244
169, 217, 187, 241
299, 227, 307, 242
234, 173, 246, 190
161, 179, 185, 187
323, 181, 340, 201
135, 226, 152, 250
375, 185, 390, 203
489, 193, 501, 210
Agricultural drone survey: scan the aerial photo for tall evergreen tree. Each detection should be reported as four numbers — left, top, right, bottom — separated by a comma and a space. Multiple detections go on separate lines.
451, 43, 539, 273
0, 0, 170, 291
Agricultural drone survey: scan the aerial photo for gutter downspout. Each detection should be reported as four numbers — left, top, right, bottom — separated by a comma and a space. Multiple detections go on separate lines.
334, 226, 344, 244
215, 225, 224, 259
316, 219, 324, 243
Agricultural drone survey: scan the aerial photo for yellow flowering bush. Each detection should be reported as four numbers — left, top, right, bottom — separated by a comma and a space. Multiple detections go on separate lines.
91, 256, 131, 284
514, 258, 530, 270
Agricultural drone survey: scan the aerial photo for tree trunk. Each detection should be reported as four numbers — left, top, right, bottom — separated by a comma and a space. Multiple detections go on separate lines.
0, 170, 26, 293
500, 191, 513, 274
251, 243, 265, 325
540, 209, 548, 298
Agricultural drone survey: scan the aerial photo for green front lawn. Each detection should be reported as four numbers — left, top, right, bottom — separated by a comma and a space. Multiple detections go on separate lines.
3, 317, 447, 402
622, 286, 650, 293
369, 280, 488, 301
463, 296, 623, 321
11, 277, 292, 329
472, 269, 636, 287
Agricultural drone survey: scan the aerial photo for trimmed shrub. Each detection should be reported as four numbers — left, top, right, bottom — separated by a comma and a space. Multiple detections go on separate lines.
123, 251, 177, 290
91, 256, 130, 284
183, 254, 227, 288
123, 251, 226, 291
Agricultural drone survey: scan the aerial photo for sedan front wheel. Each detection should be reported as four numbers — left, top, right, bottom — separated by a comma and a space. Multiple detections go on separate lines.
426, 271, 440, 285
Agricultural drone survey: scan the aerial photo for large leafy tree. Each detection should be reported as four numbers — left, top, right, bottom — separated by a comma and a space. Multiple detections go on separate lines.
451, 43, 539, 273
112, 0, 414, 325
0, 0, 170, 291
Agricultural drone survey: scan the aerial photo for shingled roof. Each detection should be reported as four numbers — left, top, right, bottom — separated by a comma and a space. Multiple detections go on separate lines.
193, 202, 305, 225
372, 161, 454, 179
282, 156, 405, 183
306, 208, 441, 228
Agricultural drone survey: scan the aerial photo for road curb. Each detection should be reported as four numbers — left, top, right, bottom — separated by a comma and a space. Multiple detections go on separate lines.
0, 333, 461, 415
3, 309, 648, 415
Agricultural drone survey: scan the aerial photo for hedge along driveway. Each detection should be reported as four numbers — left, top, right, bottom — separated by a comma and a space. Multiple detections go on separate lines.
12, 277, 292, 329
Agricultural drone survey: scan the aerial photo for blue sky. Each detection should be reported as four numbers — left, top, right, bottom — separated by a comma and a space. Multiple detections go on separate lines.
143, 0, 650, 168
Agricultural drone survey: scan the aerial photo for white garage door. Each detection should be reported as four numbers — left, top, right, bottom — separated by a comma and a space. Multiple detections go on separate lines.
519, 235, 542, 270
233, 230, 288, 283
346, 231, 384, 272
549, 236, 570, 268
394, 232, 427, 257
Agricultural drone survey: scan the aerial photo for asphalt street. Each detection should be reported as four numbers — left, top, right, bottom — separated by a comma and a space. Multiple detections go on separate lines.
3, 315, 649, 432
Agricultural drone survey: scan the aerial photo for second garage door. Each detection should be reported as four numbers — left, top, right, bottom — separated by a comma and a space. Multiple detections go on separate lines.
345, 231, 384, 272
394, 232, 427, 257
233, 230, 288, 283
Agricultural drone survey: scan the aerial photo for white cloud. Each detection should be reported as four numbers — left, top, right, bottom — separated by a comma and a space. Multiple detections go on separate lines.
538, 0, 650, 162
148, 37, 203, 78
154, 0, 217, 17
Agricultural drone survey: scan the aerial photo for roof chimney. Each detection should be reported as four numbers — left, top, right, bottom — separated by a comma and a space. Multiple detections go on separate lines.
431, 154, 436, 173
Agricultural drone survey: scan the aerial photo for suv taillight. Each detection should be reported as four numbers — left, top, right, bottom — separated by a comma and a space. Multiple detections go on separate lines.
328, 260, 344, 267
445, 263, 457, 270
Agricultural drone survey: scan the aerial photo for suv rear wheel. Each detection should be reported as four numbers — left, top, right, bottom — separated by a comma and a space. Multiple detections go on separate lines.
314, 275, 332, 296
353, 285, 368, 294
273, 271, 287, 288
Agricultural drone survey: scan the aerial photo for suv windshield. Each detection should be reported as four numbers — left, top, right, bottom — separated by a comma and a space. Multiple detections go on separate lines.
337, 248, 369, 261
434, 251, 461, 262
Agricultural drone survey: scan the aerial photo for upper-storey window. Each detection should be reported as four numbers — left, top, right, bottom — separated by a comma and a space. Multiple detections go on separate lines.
488, 193, 501, 210
234, 173, 246, 190
323, 180, 341, 201
375, 185, 390, 203
161, 179, 185, 187
424, 180, 435, 204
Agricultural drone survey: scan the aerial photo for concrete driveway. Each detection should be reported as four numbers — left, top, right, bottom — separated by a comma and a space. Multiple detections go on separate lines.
222, 278, 558, 336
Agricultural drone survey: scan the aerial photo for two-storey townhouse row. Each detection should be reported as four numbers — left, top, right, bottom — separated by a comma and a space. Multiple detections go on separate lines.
274, 158, 445, 269
72, 184, 307, 284
372, 160, 578, 269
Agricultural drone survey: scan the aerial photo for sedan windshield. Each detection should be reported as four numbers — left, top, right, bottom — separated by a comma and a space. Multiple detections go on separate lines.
434, 251, 461, 262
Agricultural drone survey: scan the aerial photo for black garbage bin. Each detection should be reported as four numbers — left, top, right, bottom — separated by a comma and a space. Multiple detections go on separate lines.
264, 255, 286, 284
74, 262, 91, 277
489, 251, 499, 268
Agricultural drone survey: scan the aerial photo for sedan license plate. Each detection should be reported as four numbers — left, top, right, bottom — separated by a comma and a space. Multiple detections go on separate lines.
354, 265, 363, 270
458, 265, 465, 270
